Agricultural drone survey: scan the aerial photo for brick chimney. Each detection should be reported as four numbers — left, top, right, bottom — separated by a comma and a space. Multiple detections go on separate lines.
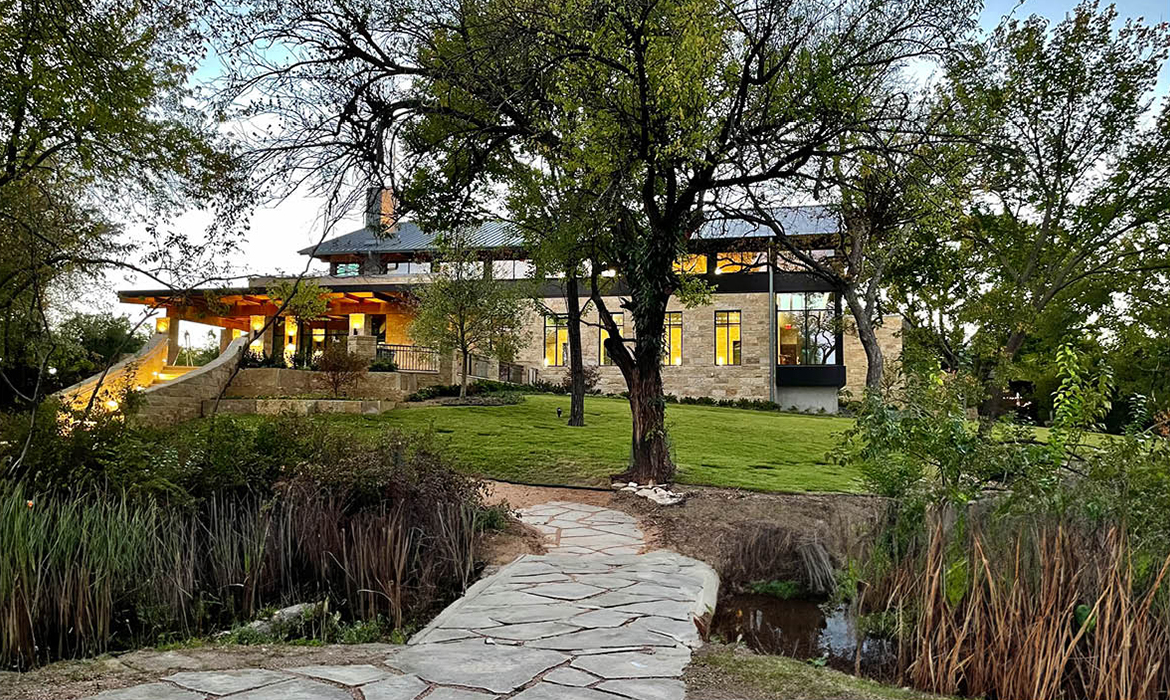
365, 187, 396, 232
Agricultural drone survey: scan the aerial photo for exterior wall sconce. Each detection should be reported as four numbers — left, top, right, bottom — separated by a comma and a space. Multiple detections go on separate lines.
155, 317, 170, 334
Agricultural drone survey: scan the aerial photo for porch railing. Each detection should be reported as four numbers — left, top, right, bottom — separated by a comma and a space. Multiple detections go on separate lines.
376, 343, 440, 373
468, 353, 492, 379
498, 362, 525, 384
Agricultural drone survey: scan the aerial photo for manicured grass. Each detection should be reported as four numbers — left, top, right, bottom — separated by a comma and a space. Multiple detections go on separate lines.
311, 394, 861, 493
690, 645, 947, 700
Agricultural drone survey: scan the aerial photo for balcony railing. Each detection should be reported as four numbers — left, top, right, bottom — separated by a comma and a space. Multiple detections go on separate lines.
377, 343, 439, 373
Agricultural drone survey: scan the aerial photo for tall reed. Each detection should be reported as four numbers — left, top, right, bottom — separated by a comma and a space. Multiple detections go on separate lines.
866, 512, 1170, 700
0, 481, 480, 669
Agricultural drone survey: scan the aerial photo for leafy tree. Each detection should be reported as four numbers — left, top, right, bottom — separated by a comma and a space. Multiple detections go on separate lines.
925, 2, 1170, 418
737, 129, 972, 391
0, 0, 248, 438
507, 166, 613, 426
221, 0, 977, 483
408, 230, 528, 398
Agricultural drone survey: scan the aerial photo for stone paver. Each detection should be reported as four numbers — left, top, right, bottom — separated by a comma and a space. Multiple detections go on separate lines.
163, 669, 288, 695
77, 501, 717, 700
228, 678, 351, 700
405, 502, 717, 700
289, 663, 391, 685
360, 673, 430, 700
89, 683, 204, 700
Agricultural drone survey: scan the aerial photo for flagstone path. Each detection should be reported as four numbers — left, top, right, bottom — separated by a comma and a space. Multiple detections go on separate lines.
82, 501, 718, 700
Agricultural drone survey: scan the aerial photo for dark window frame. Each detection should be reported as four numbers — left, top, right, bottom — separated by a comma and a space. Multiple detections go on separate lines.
662, 311, 683, 366
714, 310, 742, 366
600, 312, 624, 366
544, 314, 569, 367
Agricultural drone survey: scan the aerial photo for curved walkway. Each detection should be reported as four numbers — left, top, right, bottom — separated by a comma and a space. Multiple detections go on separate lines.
83, 502, 717, 700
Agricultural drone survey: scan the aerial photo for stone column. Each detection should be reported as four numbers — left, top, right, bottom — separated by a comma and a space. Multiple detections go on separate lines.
165, 316, 181, 365
346, 334, 377, 361
219, 328, 233, 353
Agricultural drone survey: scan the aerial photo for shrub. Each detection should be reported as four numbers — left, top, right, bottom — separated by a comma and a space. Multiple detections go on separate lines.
316, 345, 368, 396
368, 357, 398, 372
560, 364, 601, 392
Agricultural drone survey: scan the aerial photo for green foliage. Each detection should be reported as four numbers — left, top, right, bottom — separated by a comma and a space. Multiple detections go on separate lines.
408, 231, 529, 395
747, 580, 805, 600
267, 278, 331, 322
0, 419, 489, 668
316, 346, 368, 397
368, 357, 399, 372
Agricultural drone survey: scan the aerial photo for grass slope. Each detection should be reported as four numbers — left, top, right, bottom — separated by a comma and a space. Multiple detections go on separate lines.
315, 394, 861, 493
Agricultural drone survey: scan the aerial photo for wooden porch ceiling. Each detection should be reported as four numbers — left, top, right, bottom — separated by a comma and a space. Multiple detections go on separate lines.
119, 289, 414, 329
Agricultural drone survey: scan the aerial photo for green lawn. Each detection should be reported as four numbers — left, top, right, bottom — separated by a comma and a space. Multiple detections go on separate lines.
312, 394, 861, 493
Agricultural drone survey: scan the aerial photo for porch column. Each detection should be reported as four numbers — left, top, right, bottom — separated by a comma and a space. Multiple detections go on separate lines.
219, 328, 233, 353
164, 314, 181, 365
346, 312, 377, 360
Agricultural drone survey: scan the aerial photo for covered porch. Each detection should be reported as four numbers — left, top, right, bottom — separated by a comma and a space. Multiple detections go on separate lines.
118, 283, 435, 371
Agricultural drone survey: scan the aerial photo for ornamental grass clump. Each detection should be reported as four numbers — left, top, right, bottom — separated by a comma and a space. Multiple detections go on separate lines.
0, 424, 485, 669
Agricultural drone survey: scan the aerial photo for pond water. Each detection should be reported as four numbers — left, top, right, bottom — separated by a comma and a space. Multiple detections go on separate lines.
711, 593, 896, 676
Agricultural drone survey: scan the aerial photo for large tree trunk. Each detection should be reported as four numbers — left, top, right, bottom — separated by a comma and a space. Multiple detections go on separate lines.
978, 329, 1028, 420
565, 276, 586, 426
843, 289, 884, 391
459, 349, 469, 398
620, 357, 674, 484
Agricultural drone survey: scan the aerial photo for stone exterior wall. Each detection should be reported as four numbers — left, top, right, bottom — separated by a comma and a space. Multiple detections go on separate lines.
224, 367, 446, 400
519, 292, 774, 400
135, 336, 250, 426
519, 292, 902, 405
840, 314, 903, 398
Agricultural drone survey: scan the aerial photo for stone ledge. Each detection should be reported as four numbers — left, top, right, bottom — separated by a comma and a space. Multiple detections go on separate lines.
201, 398, 399, 416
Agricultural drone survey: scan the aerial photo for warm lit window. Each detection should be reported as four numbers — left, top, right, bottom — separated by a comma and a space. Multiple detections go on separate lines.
672, 254, 708, 274
714, 311, 741, 365
777, 293, 837, 365
544, 315, 569, 367
663, 312, 682, 366
600, 313, 624, 366
715, 251, 765, 274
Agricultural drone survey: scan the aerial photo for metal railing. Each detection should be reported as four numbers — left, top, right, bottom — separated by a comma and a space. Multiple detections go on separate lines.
498, 362, 525, 384
376, 343, 440, 373
469, 353, 492, 379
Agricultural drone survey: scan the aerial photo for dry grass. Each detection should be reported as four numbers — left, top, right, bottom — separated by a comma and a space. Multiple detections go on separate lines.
867, 514, 1170, 699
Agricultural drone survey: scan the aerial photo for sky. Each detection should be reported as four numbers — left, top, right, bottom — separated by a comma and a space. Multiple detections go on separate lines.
104, 0, 1170, 350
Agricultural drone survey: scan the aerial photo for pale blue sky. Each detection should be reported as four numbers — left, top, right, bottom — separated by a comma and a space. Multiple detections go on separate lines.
110, 0, 1170, 341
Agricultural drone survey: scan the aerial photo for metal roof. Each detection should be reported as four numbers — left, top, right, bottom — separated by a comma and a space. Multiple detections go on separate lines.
300, 205, 836, 257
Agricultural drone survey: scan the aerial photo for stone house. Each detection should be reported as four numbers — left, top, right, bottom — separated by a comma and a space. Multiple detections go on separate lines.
118, 190, 900, 413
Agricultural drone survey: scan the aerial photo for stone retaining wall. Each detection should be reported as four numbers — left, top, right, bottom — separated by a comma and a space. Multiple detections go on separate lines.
135, 336, 250, 427
223, 367, 446, 400
204, 398, 398, 416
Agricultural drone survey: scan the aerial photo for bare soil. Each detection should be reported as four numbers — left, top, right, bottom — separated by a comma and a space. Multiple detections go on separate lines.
483, 480, 616, 509
618, 484, 888, 570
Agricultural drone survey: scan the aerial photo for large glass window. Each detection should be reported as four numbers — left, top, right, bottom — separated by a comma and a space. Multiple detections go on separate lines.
335, 262, 360, 277
714, 311, 741, 365
663, 312, 683, 366
777, 292, 837, 365
600, 313, 624, 365
544, 315, 569, 367
715, 251, 765, 274
672, 254, 708, 274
